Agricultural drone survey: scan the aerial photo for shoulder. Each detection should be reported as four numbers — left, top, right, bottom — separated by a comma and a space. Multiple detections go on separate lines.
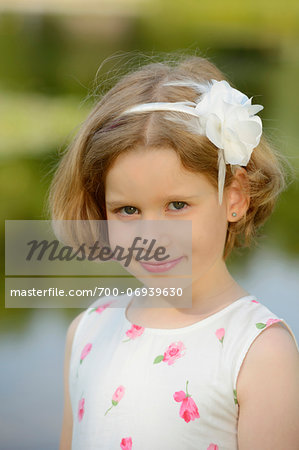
236, 322, 299, 448
66, 293, 128, 347
64, 310, 87, 376
64, 310, 86, 376
237, 321, 299, 402
65, 299, 106, 355
59, 310, 86, 450
66, 311, 85, 347
230, 298, 299, 393
224, 298, 298, 378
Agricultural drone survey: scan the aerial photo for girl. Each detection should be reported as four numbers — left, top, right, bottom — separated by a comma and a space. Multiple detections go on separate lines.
50, 54, 299, 449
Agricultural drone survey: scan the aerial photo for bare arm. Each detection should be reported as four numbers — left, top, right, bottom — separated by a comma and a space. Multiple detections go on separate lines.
237, 322, 299, 449
59, 311, 85, 450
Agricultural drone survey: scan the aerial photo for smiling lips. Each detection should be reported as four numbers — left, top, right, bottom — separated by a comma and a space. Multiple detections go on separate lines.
139, 256, 184, 273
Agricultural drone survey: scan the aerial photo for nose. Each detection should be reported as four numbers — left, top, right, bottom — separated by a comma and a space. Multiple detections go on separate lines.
140, 210, 165, 221
135, 217, 172, 251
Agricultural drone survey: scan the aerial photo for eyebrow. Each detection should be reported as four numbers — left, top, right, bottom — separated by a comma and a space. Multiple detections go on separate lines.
106, 195, 200, 207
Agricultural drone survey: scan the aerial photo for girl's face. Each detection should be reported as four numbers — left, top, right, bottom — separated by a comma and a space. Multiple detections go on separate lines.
105, 146, 230, 300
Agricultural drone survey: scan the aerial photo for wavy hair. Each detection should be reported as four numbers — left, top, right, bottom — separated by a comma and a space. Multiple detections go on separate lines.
48, 52, 293, 260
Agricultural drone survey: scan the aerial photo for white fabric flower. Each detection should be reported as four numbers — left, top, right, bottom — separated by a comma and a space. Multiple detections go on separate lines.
193, 79, 263, 165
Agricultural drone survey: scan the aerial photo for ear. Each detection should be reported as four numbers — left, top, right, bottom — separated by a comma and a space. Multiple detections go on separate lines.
225, 167, 250, 223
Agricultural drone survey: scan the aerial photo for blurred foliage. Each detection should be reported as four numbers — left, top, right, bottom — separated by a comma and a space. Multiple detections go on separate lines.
1, 6, 299, 333
0, 91, 91, 158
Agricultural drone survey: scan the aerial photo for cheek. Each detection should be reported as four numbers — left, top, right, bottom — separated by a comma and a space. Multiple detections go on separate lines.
192, 210, 227, 257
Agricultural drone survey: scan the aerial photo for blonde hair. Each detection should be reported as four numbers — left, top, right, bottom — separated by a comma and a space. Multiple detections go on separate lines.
48, 53, 293, 260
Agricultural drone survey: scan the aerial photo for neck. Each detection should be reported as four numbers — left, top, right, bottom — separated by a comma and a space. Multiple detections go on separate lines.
176, 258, 248, 315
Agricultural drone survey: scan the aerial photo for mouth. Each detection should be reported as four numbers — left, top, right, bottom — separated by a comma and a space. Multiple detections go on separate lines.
139, 256, 184, 273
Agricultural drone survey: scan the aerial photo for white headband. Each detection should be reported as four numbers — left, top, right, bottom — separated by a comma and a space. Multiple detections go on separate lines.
121, 79, 264, 205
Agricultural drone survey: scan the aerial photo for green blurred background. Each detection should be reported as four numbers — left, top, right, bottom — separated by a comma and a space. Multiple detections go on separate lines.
1, 1, 299, 448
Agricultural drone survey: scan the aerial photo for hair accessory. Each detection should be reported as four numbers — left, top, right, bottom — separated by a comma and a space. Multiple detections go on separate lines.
121, 79, 264, 205
232, 212, 237, 217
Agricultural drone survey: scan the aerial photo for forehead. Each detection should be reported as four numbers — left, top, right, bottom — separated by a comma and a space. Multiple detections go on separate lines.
105, 146, 213, 195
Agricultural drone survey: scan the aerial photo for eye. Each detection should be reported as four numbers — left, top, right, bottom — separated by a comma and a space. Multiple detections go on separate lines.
113, 201, 189, 216
168, 201, 189, 211
115, 206, 138, 216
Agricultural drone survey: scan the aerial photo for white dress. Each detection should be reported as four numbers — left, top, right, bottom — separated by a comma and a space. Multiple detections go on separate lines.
69, 292, 298, 450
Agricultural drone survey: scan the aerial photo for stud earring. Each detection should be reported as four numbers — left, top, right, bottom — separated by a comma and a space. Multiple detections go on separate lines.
232, 212, 237, 217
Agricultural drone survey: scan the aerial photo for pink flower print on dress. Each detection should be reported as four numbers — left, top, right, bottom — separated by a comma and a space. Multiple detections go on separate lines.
112, 385, 125, 403
173, 380, 200, 423
76, 342, 92, 378
215, 328, 225, 345
251, 299, 259, 303
122, 325, 145, 342
207, 445, 219, 450
80, 342, 92, 364
153, 341, 186, 365
120, 437, 132, 449
266, 318, 281, 327
78, 397, 85, 422
256, 318, 281, 329
104, 385, 125, 415
88, 300, 115, 314
96, 301, 113, 313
